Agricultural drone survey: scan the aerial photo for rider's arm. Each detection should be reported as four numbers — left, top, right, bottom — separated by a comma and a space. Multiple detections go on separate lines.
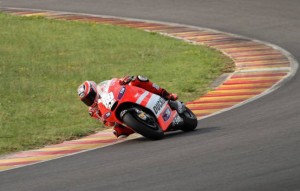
88, 106, 101, 120
88, 106, 115, 126
89, 104, 134, 138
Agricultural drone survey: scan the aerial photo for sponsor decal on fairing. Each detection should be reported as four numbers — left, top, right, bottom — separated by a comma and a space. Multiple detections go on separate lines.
162, 107, 171, 121
146, 95, 168, 117
101, 92, 116, 110
118, 86, 126, 100
153, 97, 166, 115
103, 112, 111, 119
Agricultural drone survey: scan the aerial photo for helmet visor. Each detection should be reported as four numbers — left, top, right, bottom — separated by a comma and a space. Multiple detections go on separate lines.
81, 88, 97, 106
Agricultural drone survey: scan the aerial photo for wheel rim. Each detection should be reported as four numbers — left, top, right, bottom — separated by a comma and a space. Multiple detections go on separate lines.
134, 112, 159, 130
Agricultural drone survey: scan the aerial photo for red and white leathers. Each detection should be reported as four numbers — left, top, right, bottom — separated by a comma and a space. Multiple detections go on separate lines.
88, 75, 178, 138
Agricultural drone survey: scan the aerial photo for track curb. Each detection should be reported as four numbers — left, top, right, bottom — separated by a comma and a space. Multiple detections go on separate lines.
0, 7, 298, 172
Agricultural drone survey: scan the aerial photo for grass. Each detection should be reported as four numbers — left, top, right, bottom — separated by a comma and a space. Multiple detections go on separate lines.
0, 13, 233, 155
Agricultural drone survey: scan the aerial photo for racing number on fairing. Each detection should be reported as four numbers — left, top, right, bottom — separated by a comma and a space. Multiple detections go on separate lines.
101, 92, 116, 110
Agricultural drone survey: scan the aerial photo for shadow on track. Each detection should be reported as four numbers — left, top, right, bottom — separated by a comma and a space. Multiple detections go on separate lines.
126, 126, 221, 143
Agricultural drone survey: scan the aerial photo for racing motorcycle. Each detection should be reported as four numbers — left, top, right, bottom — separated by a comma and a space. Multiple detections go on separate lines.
97, 78, 198, 140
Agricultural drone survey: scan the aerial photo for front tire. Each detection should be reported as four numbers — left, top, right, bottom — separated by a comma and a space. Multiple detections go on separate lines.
122, 112, 164, 140
180, 107, 198, 132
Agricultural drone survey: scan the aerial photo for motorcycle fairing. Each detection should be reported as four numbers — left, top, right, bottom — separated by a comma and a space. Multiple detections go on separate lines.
97, 79, 177, 131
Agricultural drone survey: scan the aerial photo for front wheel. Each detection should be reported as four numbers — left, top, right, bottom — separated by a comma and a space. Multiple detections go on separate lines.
180, 107, 198, 132
122, 111, 164, 140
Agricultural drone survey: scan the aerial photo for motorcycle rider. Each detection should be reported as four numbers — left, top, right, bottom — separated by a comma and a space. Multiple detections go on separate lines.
77, 75, 183, 138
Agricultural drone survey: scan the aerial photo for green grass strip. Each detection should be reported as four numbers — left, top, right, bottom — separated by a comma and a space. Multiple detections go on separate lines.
0, 13, 233, 155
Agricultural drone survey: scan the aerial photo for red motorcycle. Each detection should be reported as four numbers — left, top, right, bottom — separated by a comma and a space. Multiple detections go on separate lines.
97, 78, 198, 140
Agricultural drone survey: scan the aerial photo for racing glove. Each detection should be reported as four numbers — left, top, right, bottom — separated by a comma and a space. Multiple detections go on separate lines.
89, 106, 101, 119
161, 89, 178, 101
89, 106, 115, 126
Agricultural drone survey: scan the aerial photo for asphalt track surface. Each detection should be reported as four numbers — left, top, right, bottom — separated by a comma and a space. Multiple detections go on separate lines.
1, 1, 300, 191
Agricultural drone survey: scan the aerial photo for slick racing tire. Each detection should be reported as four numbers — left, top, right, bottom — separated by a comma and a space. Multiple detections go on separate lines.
180, 107, 198, 132
122, 112, 164, 140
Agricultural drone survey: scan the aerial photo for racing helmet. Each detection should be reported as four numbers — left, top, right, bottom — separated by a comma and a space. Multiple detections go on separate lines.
77, 81, 98, 106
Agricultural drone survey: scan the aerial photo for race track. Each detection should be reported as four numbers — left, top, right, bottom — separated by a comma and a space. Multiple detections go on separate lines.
1, 1, 300, 190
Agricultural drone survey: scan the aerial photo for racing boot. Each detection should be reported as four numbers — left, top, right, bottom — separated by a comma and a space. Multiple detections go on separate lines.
168, 100, 186, 114
169, 100, 186, 130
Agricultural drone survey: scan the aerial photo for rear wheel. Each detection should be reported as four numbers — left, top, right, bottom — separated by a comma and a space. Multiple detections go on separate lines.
122, 110, 164, 140
180, 107, 198, 132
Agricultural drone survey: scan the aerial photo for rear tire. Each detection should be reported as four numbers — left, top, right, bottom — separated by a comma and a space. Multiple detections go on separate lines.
122, 112, 164, 140
180, 107, 198, 132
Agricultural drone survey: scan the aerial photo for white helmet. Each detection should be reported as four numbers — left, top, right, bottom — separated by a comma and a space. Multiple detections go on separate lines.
77, 81, 98, 106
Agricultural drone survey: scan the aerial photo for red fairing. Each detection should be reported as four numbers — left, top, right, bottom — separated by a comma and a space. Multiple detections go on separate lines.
97, 79, 178, 134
